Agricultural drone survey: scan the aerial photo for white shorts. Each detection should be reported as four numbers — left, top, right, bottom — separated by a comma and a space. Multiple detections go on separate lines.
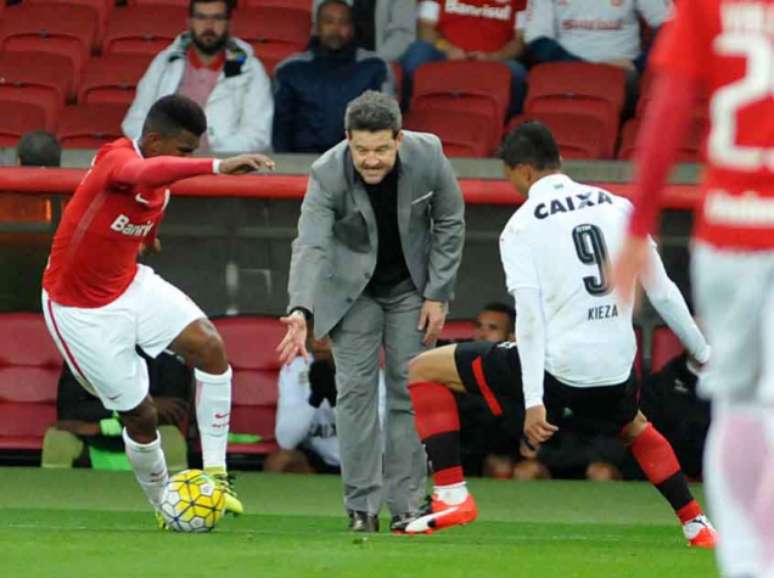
42, 265, 205, 411
692, 242, 774, 403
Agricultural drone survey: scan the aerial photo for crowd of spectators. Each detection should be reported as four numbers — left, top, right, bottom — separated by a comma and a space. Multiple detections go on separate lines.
112, 0, 670, 155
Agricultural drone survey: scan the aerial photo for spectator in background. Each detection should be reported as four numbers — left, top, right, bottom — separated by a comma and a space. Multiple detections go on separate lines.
42, 350, 192, 471
17, 131, 61, 167
473, 301, 516, 343
313, 0, 417, 61
122, 0, 273, 154
266, 335, 340, 474
272, 0, 394, 153
456, 303, 526, 478
400, 0, 528, 113
639, 352, 710, 480
265, 332, 388, 474
524, 0, 668, 74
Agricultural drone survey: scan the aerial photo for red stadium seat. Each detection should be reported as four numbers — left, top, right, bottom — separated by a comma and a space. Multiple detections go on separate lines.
440, 320, 476, 342
651, 326, 685, 374
241, 0, 313, 14
128, 0, 189, 5
211, 316, 286, 455
57, 103, 127, 149
617, 117, 708, 163
505, 112, 608, 160
103, 6, 186, 57
0, 51, 72, 129
525, 62, 627, 158
78, 54, 152, 105
0, 100, 50, 146
411, 61, 511, 149
0, 313, 61, 452
26, 0, 114, 43
232, 7, 310, 76
405, 109, 494, 157
0, 4, 99, 75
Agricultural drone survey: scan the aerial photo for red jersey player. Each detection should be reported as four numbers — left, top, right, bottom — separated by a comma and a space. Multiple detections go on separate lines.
611, 1, 774, 576
41, 94, 274, 526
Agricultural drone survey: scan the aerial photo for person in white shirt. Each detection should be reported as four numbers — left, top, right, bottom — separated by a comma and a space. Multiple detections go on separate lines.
266, 336, 341, 473
266, 335, 387, 474
524, 0, 669, 73
122, 0, 273, 154
394, 122, 716, 548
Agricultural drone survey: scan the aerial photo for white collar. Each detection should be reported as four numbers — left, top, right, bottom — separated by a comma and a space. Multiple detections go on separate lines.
132, 139, 144, 159
527, 173, 573, 199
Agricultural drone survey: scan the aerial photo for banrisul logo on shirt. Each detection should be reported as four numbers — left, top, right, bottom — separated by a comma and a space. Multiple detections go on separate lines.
445, 0, 512, 20
110, 215, 154, 237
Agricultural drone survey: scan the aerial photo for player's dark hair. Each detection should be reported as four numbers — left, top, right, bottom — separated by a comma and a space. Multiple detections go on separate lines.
498, 121, 561, 170
482, 302, 516, 334
316, 0, 352, 22
189, 0, 234, 18
345, 90, 402, 136
141, 95, 207, 138
17, 130, 61, 167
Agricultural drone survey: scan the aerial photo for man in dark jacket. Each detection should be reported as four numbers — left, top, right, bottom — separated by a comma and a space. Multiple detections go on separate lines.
639, 353, 711, 479
272, 0, 394, 153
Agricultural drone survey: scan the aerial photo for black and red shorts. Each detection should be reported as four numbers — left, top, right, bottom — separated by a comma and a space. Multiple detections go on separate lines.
454, 341, 639, 436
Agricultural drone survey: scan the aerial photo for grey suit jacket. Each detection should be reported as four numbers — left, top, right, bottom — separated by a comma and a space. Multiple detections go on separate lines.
287, 131, 465, 338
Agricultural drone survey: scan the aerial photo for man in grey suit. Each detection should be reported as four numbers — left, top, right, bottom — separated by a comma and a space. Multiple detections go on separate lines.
278, 91, 465, 532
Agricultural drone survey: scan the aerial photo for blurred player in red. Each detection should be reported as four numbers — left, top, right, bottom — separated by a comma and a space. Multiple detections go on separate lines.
41, 94, 274, 526
611, 2, 774, 577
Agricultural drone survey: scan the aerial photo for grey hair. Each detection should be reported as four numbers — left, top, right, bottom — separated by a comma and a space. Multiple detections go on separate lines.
344, 90, 402, 136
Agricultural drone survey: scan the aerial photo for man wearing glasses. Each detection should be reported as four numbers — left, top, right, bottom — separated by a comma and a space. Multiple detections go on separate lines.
123, 0, 274, 155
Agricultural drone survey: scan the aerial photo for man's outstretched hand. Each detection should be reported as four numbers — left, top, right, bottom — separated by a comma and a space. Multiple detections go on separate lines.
219, 154, 276, 175
277, 310, 309, 365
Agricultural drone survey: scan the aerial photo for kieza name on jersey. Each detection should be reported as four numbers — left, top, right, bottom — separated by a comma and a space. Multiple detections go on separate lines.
588, 303, 619, 321
534, 190, 613, 220
110, 214, 154, 237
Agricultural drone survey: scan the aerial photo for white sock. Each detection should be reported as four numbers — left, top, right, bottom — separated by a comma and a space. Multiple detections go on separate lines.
704, 405, 763, 577
434, 482, 468, 506
123, 428, 169, 508
195, 366, 232, 471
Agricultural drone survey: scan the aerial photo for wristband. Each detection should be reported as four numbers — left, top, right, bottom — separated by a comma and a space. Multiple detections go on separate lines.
212, 159, 222, 174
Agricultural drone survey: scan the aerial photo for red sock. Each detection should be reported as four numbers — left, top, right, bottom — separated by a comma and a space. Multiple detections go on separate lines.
630, 423, 702, 523
409, 381, 463, 486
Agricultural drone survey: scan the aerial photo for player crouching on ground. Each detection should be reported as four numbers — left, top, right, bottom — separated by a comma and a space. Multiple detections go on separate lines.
395, 122, 717, 549
41, 94, 275, 525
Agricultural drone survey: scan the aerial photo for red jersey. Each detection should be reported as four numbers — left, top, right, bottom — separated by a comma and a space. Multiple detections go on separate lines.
630, 0, 774, 249
43, 138, 215, 307
436, 0, 526, 53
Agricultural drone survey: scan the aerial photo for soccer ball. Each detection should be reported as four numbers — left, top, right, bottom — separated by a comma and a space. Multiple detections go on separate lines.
158, 469, 226, 533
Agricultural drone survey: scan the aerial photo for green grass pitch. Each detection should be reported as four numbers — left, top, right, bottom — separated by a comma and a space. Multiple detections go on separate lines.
0, 468, 718, 578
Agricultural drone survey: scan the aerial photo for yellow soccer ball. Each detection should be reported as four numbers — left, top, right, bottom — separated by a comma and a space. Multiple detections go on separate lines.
158, 469, 226, 533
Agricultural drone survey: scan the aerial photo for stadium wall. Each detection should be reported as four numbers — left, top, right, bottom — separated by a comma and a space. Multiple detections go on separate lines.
0, 167, 697, 324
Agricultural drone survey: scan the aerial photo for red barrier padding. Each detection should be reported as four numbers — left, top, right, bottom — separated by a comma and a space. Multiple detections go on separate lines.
0, 167, 701, 208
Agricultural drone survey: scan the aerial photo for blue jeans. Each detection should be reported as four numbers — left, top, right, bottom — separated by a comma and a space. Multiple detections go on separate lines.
400, 40, 528, 115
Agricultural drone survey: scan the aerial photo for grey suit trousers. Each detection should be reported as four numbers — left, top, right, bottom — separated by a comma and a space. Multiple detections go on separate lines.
329, 279, 428, 517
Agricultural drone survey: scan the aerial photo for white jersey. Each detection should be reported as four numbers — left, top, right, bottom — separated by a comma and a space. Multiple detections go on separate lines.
523, 0, 669, 62
500, 174, 709, 408
275, 356, 387, 468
